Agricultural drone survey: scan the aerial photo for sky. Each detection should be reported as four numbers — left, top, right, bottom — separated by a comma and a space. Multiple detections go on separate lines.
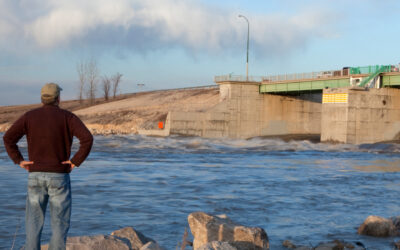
1, 0, 400, 105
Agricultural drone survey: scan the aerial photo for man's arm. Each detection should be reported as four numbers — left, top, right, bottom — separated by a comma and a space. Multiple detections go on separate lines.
68, 114, 93, 167
3, 115, 27, 165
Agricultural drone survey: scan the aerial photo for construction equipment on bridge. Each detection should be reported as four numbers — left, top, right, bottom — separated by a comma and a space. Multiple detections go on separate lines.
357, 65, 392, 88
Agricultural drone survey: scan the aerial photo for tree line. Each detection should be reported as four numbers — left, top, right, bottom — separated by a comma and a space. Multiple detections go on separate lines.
77, 59, 123, 104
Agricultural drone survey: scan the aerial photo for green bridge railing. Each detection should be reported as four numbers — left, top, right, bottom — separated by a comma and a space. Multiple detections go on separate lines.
349, 65, 392, 75
358, 65, 392, 87
259, 64, 399, 93
215, 65, 398, 86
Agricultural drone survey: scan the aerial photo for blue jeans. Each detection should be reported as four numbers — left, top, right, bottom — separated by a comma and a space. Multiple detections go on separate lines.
25, 172, 71, 250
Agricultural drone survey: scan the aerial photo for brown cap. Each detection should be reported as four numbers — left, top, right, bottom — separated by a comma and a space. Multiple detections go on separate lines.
41, 83, 62, 99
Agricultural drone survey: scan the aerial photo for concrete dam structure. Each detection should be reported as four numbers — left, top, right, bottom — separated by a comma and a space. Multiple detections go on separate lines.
143, 64, 400, 144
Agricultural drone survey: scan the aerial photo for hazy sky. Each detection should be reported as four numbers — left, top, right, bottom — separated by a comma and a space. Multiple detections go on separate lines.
1, 0, 400, 105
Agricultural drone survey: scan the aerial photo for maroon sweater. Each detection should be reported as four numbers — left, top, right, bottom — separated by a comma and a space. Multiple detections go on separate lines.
3, 105, 93, 173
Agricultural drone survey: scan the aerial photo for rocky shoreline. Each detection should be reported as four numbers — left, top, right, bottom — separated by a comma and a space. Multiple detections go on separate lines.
32, 212, 400, 250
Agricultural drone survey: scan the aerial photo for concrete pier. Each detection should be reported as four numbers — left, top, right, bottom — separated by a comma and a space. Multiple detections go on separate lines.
321, 87, 400, 144
168, 81, 321, 140
140, 65, 400, 144
163, 80, 400, 144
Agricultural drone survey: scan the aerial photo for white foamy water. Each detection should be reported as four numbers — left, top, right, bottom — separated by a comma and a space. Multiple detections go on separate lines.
1, 134, 400, 249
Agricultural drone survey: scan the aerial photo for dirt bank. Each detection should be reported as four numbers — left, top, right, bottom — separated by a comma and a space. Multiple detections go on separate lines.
0, 87, 220, 135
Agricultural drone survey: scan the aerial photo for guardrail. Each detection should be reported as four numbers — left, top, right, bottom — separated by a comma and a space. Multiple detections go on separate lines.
262, 69, 346, 82
214, 75, 263, 82
350, 65, 393, 74
132, 84, 218, 95
215, 65, 400, 84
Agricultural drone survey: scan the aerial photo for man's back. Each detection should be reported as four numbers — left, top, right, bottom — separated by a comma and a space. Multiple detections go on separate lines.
3, 82, 93, 250
3, 104, 93, 173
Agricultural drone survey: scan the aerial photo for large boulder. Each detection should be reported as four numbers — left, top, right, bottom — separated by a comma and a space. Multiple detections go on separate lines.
40, 227, 159, 250
197, 241, 237, 250
41, 235, 130, 250
358, 215, 399, 237
188, 212, 269, 250
390, 216, 400, 229
139, 241, 163, 250
111, 227, 154, 249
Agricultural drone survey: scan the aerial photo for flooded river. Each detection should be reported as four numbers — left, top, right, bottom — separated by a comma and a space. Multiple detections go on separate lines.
1, 134, 400, 249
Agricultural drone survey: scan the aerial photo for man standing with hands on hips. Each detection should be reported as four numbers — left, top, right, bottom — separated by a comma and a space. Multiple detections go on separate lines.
3, 83, 93, 250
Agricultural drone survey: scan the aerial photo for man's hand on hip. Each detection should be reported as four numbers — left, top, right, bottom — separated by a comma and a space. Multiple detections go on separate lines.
19, 161, 34, 171
62, 160, 76, 172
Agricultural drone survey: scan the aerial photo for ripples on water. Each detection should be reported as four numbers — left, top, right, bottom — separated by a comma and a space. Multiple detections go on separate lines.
1, 134, 400, 249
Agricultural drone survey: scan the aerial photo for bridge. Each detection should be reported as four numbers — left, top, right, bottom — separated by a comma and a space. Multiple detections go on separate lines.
157, 64, 400, 144
215, 64, 400, 93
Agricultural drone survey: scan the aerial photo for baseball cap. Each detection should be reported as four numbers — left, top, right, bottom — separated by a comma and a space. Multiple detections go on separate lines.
41, 83, 62, 98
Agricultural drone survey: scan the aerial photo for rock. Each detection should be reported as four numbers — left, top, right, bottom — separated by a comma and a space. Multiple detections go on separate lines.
41, 235, 130, 250
282, 240, 364, 250
294, 247, 312, 250
315, 240, 365, 250
314, 242, 338, 250
358, 215, 399, 237
197, 241, 237, 250
394, 240, 400, 249
188, 212, 269, 250
139, 241, 163, 250
111, 227, 154, 250
282, 240, 311, 250
354, 242, 366, 250
391, 216, 400, 229
282, 240, 297, 249
40, 227, 161, 250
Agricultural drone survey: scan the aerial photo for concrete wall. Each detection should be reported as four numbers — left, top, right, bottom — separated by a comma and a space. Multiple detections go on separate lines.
321, 87, 400, 143
261, 94, 321, 137
169, 81, 321, 139
169, 110, 230, 138
139, 80, 400, 143
138, 113, 171, 137
168, 82, 261, 138
224, 83, 264, 138
165, 81, 400, 143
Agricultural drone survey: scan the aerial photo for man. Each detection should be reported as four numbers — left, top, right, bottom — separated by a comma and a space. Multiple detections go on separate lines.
3, 83, 93, 250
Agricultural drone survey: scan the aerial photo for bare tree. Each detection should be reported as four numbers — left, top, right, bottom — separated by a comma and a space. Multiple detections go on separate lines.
76, 61, 86, 103
111, 72, 123, 99
86, 59, 99, 105
102, 75, 111, 101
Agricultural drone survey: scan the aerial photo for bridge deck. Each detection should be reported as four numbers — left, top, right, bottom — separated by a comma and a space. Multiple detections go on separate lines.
260, 76, 350, 93
259, 72, 400, 93
382, 72, 400, 87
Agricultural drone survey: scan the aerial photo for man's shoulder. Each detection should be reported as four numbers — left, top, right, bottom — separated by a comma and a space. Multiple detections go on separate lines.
58, 107, 74, 116
58, 108, 82, 121
24, 106, 43, 117
26, 106, 76, 118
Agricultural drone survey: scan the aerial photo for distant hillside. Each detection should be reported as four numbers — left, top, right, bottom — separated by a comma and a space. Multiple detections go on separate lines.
0, 87, 220, 134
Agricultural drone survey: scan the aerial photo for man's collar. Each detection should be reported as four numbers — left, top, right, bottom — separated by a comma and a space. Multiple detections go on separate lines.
42, 104, 59, 108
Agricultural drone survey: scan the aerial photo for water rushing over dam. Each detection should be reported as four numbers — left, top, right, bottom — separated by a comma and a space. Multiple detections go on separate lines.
1, 134, 400, 249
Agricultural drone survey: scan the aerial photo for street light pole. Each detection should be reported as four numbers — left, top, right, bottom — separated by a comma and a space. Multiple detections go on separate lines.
238, 14, 249, 81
